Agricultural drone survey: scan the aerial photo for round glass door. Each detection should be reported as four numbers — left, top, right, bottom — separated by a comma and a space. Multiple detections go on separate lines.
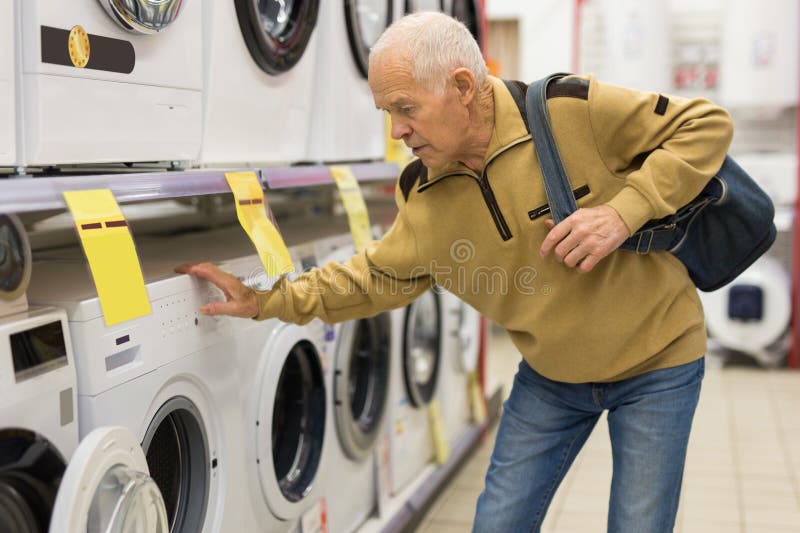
0, 215, 31, 302
345, 0, 394, 78
271, 340, 325, 502
334, 314, 391, 459
50, 426, 168, 532
403, 290, 442, 407
234, 0, 321, 74
97, 0, 186, 34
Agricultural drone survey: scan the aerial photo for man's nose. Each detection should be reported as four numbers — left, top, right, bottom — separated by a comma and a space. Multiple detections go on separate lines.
390, 119, 412, 141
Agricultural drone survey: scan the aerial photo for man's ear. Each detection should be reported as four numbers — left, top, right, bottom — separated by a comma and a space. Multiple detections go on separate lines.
451, 68, 477, 105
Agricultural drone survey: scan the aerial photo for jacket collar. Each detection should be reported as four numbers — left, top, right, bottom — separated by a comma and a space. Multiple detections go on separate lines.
418, 75, 532, 191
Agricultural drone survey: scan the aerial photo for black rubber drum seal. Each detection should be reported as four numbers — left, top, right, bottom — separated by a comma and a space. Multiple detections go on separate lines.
344, 0, 394, 79
141, 396, 209, 533
234, 0, 320, 75
402, 290, 442, 408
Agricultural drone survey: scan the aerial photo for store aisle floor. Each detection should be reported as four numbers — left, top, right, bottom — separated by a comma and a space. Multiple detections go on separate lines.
418, 328, 800, 532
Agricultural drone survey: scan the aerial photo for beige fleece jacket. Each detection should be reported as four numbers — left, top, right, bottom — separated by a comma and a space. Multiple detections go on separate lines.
256, 74, 733, 383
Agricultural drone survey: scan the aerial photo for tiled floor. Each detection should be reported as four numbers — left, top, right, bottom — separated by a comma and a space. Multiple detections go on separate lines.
418, 328, 800, 532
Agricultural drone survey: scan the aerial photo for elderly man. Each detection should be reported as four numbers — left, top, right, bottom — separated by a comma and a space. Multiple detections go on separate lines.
179, 11, 733, 533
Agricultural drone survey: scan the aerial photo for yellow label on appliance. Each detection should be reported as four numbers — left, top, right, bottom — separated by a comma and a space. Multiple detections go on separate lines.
62, 189, 151, 326
68, 25, 90, 68
224, 172, 294, 277
384, 112, 412, 165
468, 371, 487, 423
330, 165, 372, 253
427, 398, 450, 465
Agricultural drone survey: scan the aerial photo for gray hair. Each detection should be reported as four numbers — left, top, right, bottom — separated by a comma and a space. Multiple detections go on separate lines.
369, 11, 488, 93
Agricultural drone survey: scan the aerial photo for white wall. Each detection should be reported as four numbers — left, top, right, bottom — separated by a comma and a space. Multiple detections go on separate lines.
486, 0, 575, 82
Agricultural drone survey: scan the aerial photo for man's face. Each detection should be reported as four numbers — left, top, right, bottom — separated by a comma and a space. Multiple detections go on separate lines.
369, 53, 468, 169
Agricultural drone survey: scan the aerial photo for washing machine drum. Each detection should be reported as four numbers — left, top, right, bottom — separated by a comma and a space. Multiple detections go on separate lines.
334, 314, 391, 460
345, 0, 394, 78
403, 290, 442, 408
141, 397, 209, 533
0, 427, 168, 533
449, 0, 481, 46
97, 0, 187, 34
0, 215, 31, 303
235, 0, 320, 74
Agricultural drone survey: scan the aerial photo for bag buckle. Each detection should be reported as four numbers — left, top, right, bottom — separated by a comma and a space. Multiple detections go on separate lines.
635, 230, 654, 254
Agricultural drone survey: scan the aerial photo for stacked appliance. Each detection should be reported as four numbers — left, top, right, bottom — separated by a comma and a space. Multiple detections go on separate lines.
0, 214, 169, 531
13, 0, 203, 169
200, 0, 321, 166
1, 0, 14, 166
305, 0, 394, 163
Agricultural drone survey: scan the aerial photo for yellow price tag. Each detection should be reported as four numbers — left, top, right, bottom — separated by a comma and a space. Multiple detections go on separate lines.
384, 112, 412, 165
468, 371, 488, 424
427, 398, 450, 465
224, 172, 294, 277
62, 189, 151, 326
330, 165, 372, 253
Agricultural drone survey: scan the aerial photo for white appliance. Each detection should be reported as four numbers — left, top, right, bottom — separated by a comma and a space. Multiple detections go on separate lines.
14, 0, 202, 169
27, 256, 240, 533
0, 214, 169, 531
718, 0, 798, 109
438, 291, 479, 447
700, 255, 791, 368
306, 232, 393, 533
388, 288, 443, 495
200, 0, 321, 166
305, 0, 392, 164
1, 0, 15, 166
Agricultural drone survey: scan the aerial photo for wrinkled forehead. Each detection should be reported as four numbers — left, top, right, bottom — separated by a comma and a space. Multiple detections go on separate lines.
368, 52, 419, 99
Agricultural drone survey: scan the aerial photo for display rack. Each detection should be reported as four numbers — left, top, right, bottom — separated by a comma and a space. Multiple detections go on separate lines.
0, 162, 402, 214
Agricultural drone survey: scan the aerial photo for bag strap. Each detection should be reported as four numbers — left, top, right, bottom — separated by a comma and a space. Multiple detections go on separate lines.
525, 73, 578, 224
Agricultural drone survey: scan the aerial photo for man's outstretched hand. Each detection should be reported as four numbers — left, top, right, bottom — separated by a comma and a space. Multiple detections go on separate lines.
175, 262, 259, 318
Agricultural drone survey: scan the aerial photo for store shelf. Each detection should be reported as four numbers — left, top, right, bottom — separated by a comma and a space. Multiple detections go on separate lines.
0, 162, 402, 214
262, 162, 400, 189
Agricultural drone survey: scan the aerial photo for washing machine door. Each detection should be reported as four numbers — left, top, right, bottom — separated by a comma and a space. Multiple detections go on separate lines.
50, 426, 168, 532
0, 214, 32, 305
334, 314, 392, 460
403, 290, 442, 408
235, 0, 321, 74
449, 0, 481, 46
345, 0, 394, 78
405, 0, 444, 13
97, 0, 187, 34
256, 325, 326, 520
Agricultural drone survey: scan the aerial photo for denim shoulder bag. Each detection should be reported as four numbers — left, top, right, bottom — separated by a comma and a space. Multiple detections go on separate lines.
512, 73, 776, 292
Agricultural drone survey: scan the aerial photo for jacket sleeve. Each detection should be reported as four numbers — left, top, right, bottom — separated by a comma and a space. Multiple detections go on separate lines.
254, 185, 433, 324
587, 76, 734, 234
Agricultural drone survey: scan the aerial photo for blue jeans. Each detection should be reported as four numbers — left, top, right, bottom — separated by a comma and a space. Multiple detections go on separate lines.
473, 357, 704, 533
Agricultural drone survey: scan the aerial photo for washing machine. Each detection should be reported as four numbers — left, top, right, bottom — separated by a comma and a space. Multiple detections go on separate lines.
305, 0, 393, 164
200, 0, 321, 166
0, 214, 169, 532
1, 0, 15, 167
388, 287, 444, 495
27, 255, 241, 533
438, 291, 480, 447
296, 232, 393, 533
14, 0, 202, 169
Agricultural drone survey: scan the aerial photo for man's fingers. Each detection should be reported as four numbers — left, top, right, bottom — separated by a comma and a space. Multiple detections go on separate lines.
539, 219, 572, 257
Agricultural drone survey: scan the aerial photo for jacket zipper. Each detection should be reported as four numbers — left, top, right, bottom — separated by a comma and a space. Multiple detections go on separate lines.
478, 174, 513, 241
